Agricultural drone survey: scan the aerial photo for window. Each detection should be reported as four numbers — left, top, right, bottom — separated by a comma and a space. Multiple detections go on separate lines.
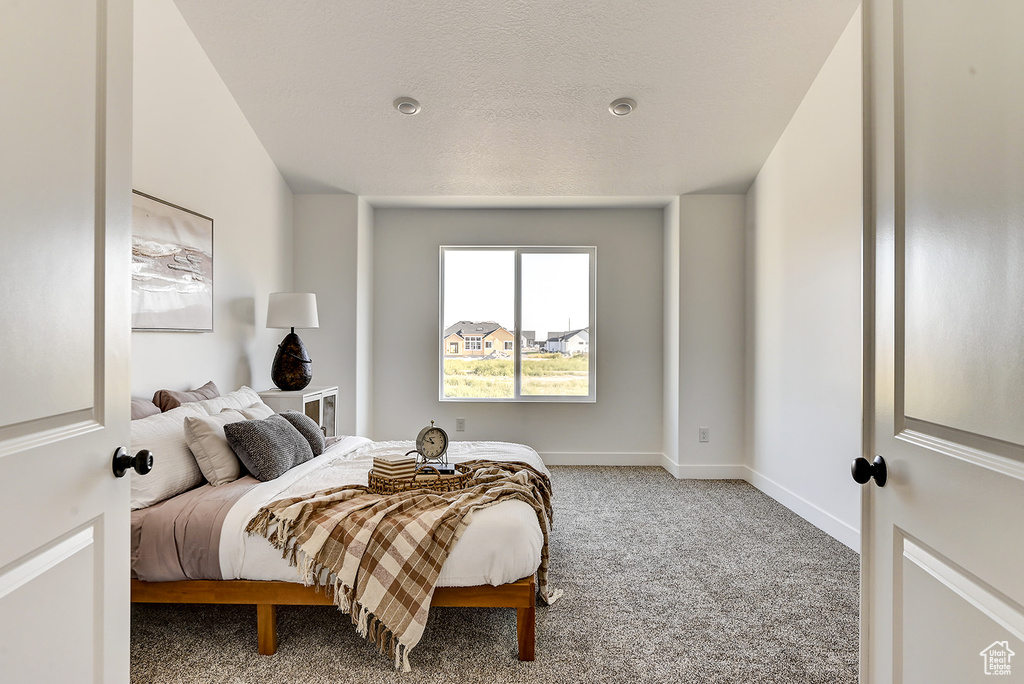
440, 246, 596, 402
448, 342, 459, 354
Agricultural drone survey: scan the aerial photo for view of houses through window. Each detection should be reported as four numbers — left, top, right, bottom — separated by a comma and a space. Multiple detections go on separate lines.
441, 247, 595, 401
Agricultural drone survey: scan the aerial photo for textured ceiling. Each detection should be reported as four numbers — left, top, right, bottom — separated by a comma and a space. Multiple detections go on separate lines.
171, 0, 860, 197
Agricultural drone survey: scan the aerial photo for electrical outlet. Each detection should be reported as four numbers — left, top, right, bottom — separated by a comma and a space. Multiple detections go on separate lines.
698, 427, 710, 443
456, 417, 466, 432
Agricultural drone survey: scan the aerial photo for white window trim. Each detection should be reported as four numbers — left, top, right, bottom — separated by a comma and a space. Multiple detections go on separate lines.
485, 340, 493, 349
465, 336, 482, 351
439, 245, 596, 403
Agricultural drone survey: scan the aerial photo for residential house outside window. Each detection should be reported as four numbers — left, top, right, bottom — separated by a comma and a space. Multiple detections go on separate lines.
440, 246, 596, 402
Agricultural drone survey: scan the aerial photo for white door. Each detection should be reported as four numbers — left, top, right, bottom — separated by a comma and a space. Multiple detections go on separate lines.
0, 1, 132, 682
862, 0, 1024, 682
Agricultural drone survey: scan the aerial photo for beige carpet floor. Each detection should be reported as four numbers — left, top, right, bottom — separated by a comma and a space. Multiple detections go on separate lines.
131, 466, 860, 683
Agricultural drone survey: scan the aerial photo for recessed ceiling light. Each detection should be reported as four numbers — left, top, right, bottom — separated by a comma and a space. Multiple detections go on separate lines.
393, 97, 421, 115
609, 98, 636, 116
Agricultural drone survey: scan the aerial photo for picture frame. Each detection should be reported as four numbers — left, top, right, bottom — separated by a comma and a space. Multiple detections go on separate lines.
131, 190, 214, 332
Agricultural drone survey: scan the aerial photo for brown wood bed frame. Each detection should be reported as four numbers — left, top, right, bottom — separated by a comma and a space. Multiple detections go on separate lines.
131, 574, 536, 660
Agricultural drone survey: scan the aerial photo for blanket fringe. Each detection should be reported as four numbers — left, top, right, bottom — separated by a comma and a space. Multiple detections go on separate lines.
244, 509, 271, 536
252, 536, 411, 672
541, 586, 564, 605
354, 601, 411, 671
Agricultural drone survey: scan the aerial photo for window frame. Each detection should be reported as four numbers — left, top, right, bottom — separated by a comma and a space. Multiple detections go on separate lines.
439, 245, 597, 403
464, 336, 482, 351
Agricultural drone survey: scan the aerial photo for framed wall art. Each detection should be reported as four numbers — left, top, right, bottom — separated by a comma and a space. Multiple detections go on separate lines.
131, 190, 214, 332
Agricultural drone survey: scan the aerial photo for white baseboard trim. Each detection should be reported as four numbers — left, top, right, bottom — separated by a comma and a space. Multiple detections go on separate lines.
744, 466, 860, 551
659, 455, 749, 480
538, 452, 664, 467
541, 452, 746, 478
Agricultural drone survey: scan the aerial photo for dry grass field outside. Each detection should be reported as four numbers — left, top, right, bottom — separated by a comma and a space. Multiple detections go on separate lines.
443, 353, 589, 398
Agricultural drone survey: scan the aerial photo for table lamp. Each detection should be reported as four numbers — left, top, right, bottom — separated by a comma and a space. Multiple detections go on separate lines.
267, 292, 319, 391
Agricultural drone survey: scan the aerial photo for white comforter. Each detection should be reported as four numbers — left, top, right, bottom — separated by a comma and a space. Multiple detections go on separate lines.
219, 437, 548, 587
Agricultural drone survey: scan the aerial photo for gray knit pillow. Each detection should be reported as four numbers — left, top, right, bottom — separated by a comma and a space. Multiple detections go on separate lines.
279, 411, 326, 456
223, 415, 313, 481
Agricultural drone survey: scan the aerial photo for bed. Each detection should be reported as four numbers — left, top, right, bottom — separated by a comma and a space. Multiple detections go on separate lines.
128, 385, 554, 667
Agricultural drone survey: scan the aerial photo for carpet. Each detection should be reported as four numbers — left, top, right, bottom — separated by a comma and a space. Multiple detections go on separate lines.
131, 466, 859, 683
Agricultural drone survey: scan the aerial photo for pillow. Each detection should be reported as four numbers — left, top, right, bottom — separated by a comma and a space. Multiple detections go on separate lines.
223, 415, 313, 482
183, 411, 248, 486
197, 386, 262, 415
130, 403, 208, 509
279, 410, 326, 456
222, 401, 275, 420
131, 397, 161, 420
152, 381, 220, 412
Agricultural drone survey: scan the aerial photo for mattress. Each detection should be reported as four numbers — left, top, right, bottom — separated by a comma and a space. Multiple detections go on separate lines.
132, 437, 548, 588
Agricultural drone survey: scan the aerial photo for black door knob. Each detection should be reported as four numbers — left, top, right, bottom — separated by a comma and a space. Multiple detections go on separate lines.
112, 447, 154, 478
851, 455, 887, 487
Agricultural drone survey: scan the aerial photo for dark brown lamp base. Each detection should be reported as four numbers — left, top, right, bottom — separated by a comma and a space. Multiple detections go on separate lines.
271, 330, 312, 391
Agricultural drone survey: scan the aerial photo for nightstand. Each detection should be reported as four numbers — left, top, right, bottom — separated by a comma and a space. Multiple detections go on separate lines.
258, 385, 338, 437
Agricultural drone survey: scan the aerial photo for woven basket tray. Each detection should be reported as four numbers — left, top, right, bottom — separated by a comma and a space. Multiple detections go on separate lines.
367, 463, 473, 495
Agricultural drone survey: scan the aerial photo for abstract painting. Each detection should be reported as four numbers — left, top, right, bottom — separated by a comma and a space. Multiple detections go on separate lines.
131, 191, 214, 331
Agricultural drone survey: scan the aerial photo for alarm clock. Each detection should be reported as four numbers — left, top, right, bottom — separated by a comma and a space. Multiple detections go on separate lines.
406, 420, 450, 468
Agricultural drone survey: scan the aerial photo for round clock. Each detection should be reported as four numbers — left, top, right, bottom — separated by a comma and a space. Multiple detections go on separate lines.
414, 420, 449, 464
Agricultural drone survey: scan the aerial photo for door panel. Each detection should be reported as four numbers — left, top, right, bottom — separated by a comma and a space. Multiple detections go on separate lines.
0, 527, 96, 680
864, 0, 1024, 682
0, 0, 99, 427
901, 0, 1024, 447
0, 0, 132, 682
901, 536, 1024, 684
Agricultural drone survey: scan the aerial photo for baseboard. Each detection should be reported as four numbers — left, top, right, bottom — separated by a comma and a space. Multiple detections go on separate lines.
540, 452, 745, 478
659, 455, 749, 480
539, 452, 664, 467
744, 466, 860, 551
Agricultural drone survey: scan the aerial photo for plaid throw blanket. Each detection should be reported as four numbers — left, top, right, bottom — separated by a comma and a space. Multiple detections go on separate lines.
245, 460, 561, 671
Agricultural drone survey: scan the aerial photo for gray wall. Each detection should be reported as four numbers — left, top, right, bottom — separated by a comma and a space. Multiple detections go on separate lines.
131, 0, 293, 397
371, 207, 664, 460
664, 195, 747, 476
292, 194, 360, 432
744, 8, 862, 548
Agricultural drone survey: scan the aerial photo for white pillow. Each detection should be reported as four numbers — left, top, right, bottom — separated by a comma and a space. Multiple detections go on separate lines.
196, 386, 262, 415
130, 403, 208, 509
184, 410, 248, 486
223, 401, 275, 420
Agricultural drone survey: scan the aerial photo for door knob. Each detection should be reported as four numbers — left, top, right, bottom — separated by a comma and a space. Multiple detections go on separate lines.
851, 455, 887, 487
112, 447, 154, 478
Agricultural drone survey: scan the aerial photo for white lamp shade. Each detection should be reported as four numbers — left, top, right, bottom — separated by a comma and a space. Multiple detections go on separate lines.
267, 292, 319, 329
